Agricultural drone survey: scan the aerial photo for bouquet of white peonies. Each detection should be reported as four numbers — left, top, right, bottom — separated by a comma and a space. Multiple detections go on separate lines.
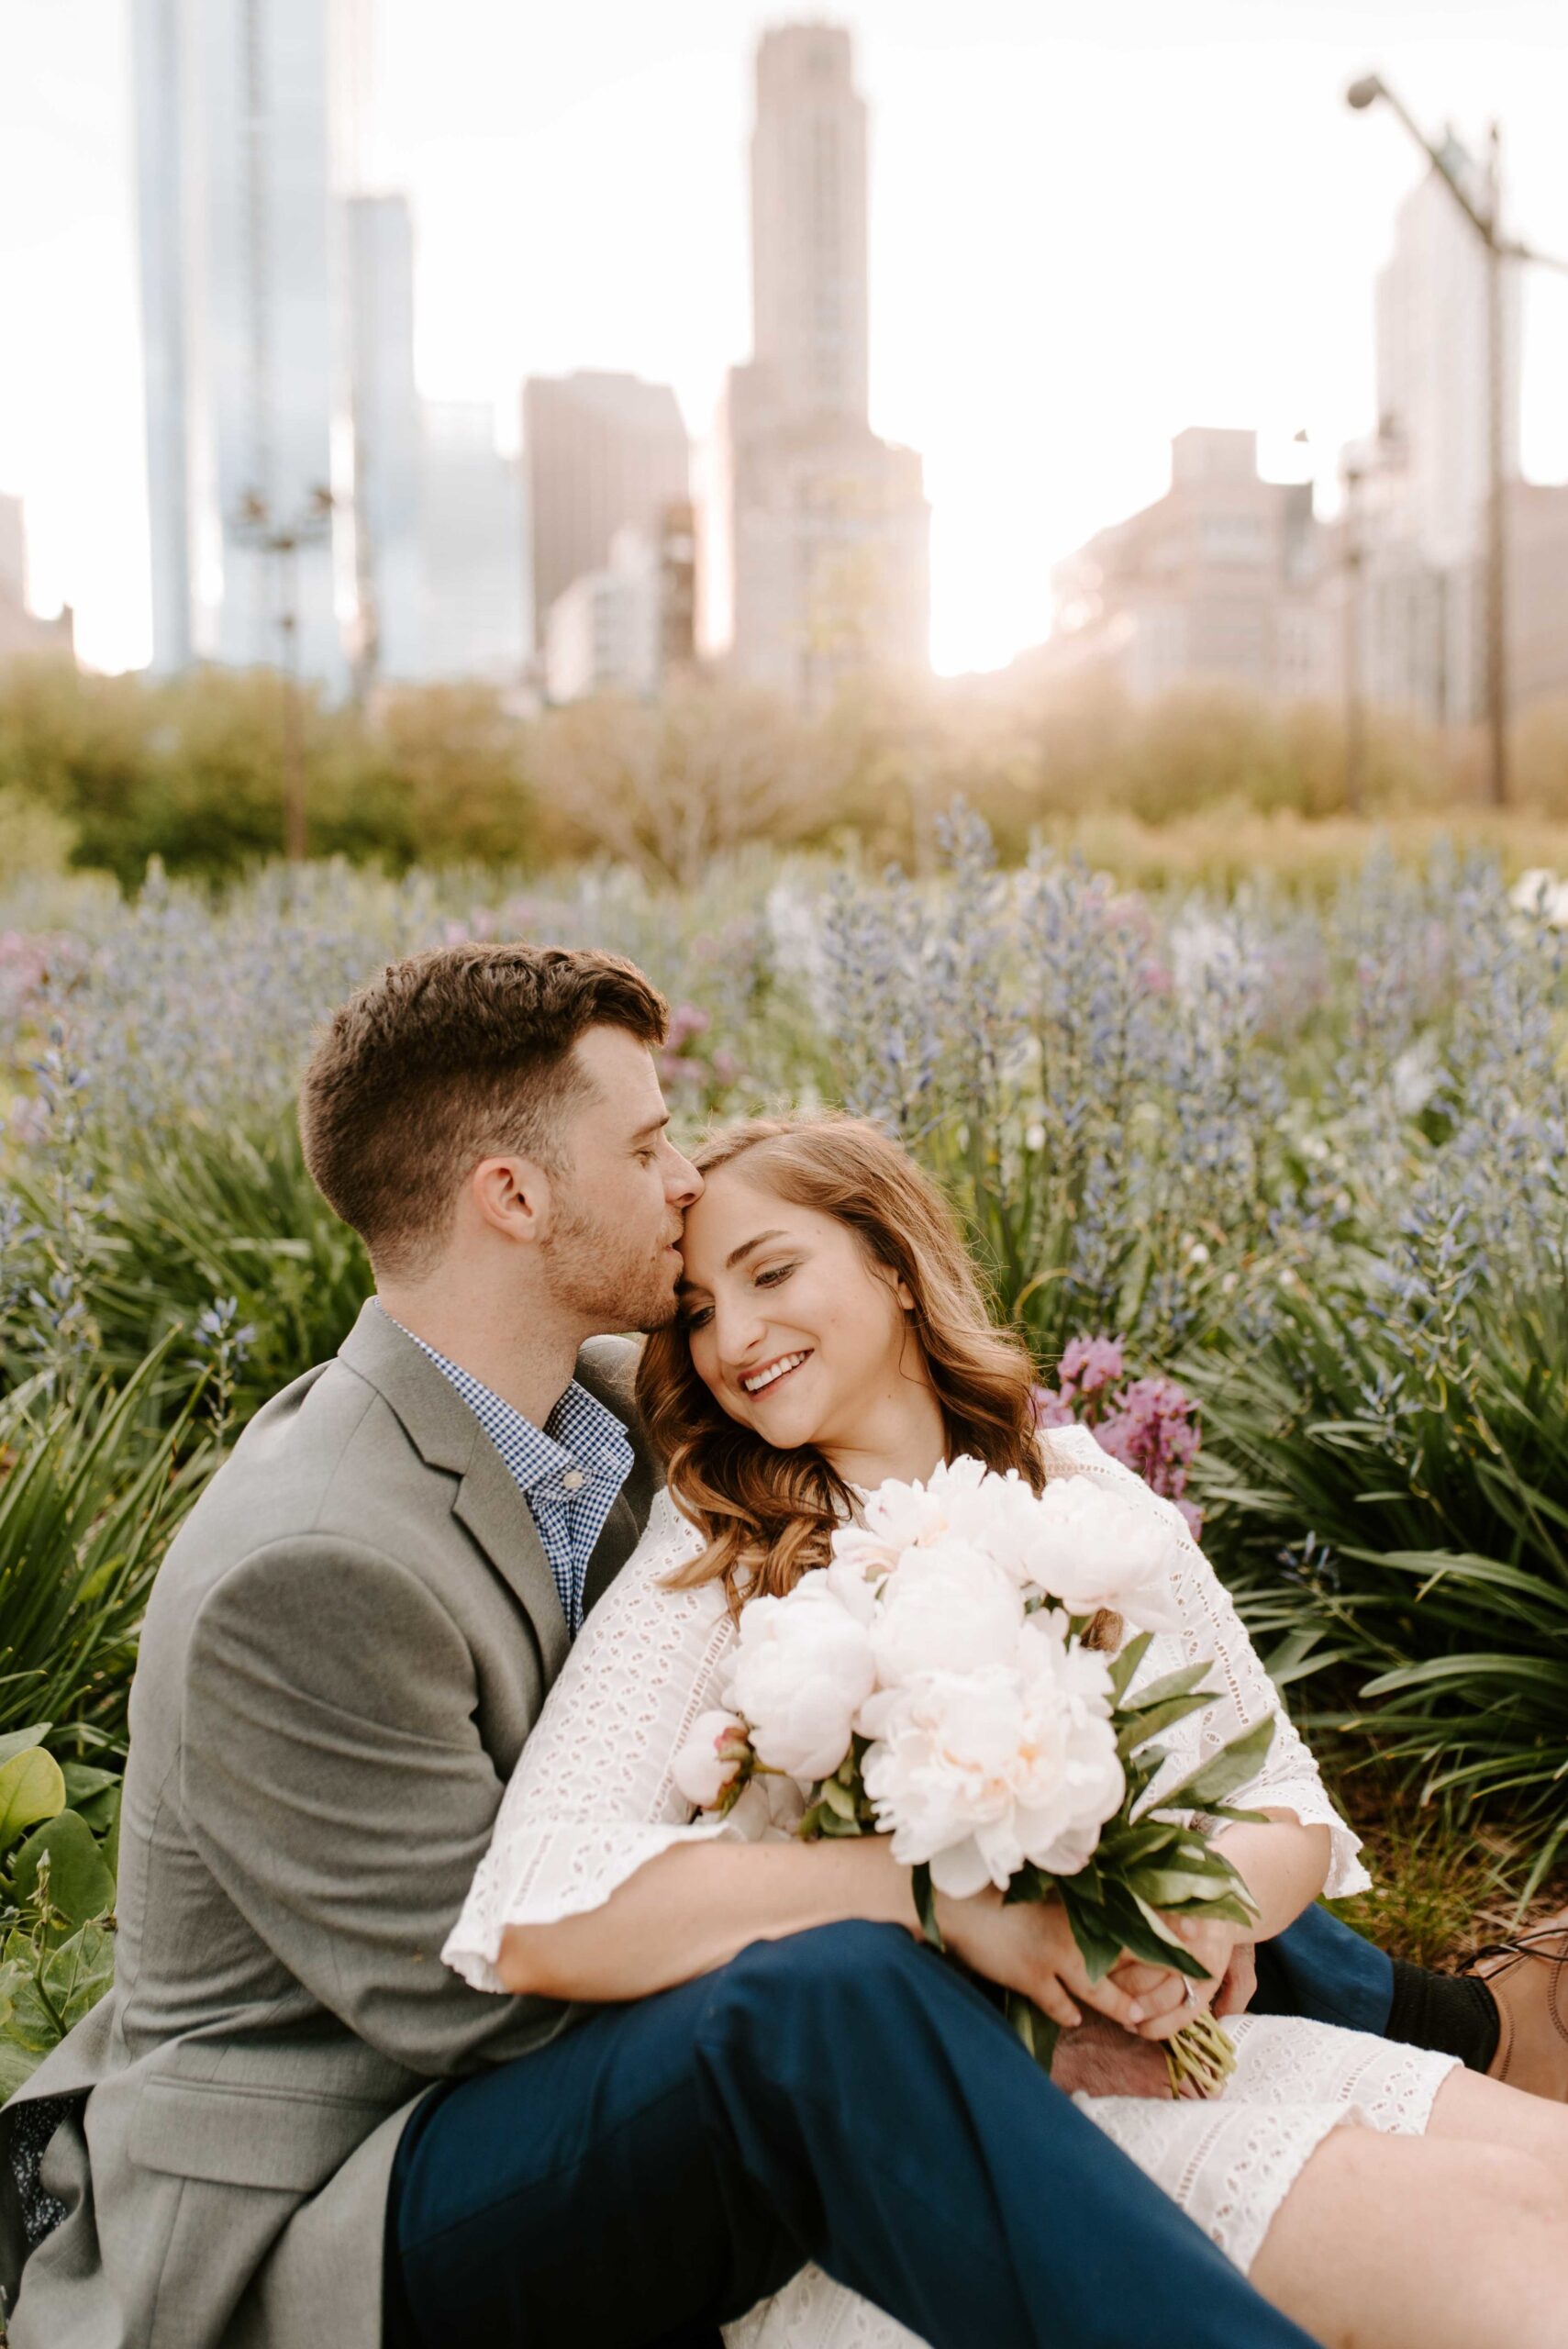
673, 1454, 1275, 2096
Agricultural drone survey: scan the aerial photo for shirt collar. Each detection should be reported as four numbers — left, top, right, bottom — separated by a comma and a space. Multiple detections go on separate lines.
383, 1310, 632, 1498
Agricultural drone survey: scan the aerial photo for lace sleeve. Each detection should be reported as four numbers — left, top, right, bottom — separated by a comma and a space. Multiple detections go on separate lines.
1040, 1426, 1370, 1899
441, 1488, 743, 1994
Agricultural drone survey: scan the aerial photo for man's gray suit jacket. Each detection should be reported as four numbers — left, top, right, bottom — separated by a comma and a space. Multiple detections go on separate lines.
0, 1299, 660, 2349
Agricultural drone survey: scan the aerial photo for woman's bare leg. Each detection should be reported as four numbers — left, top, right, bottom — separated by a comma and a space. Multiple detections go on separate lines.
1418, 2058, 1568, 2167
1249, 2125, 1568, 2349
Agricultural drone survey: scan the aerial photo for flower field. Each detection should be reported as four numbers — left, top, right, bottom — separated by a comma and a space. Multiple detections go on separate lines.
3, 809, 1567, 2082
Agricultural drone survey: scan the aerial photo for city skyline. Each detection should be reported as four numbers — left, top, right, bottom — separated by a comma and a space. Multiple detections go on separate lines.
5, 0, 1568, 677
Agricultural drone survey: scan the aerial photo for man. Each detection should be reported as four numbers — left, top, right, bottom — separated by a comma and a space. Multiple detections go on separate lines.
1, 941, 1561, 2349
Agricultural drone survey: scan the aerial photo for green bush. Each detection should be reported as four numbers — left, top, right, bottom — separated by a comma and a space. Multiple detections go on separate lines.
0, 1726, 120, 2100
1185, 1279, 1568, 1895
0, 1343, 212, 1755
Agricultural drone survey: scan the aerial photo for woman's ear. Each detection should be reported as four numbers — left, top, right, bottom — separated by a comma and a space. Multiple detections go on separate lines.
895, 1275, 917, 1313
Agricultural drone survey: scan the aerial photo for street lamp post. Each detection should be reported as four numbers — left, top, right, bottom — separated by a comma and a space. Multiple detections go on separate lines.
1346, 74, 1568, 810
232, 485, 335, 862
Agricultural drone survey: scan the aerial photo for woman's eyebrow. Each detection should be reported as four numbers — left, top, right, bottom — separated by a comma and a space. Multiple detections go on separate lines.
724, 1229, 788, 1272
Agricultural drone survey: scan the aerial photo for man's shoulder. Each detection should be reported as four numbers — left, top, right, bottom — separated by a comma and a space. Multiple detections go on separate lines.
159, 1348, 450, 1597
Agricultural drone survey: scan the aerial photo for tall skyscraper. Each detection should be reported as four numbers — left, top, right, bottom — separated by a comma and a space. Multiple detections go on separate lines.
722, 24, 929, 709
130, 0, 349, 685
522, 373, 691, 654
346, 193, 423, 682
751, 25, 869, 426
418, 402, 527, 684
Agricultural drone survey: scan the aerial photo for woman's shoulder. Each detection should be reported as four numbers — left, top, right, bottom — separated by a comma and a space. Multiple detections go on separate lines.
1036, 1421, 1110, 1478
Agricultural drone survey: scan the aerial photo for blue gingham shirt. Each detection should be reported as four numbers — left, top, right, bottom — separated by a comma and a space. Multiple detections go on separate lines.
393, 1317, 634, 1637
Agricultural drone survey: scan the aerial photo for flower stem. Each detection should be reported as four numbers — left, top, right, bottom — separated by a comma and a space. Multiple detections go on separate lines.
1163, 2009, 1236, 2099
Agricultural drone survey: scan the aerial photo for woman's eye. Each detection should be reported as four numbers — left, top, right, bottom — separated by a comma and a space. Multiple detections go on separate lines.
755, 1263, 795, 1289
684, 1305, 713, 1330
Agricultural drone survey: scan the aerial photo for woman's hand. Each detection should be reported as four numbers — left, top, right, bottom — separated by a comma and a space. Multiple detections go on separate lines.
937, 1887, 1151, 2034
1106, 1913, 1246, 2040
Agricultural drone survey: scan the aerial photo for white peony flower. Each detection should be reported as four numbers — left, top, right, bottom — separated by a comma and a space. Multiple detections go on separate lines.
833, 1454, 995, 1581
728, 1573, 877, 1784
862, 1614, 1125, 1898
867, 1537, 1025, 1688
1012, 1475, 1184, 1633
673, 1709, 751, 1809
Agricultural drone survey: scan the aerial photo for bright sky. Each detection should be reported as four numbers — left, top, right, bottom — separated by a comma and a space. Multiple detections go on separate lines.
4, 0, 1567, 675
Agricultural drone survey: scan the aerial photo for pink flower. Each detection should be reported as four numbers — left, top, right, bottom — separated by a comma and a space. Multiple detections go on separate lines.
1055, 1334, 1126, 1403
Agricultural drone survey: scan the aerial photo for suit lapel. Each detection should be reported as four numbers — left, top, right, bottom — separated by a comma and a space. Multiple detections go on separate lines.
339, 1300, 570, 1677
450, 1440, 570, 1681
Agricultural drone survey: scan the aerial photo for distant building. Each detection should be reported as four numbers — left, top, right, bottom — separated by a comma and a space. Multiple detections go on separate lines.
1351, 148, 1525, 728
1049, 429, 1332, 702
750, 22, 869, 429
545, 529, 661, 704
522, 373, 690, 655
0, 495, 74, 663
719, 24, 930, 710
545, 504, 700, 704
129, 0, 348, 685
345, 194, 422, 683
417, 402, 526, 685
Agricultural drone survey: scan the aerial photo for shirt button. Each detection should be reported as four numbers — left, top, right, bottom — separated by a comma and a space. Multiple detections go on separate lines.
562, 1468, 584, 1491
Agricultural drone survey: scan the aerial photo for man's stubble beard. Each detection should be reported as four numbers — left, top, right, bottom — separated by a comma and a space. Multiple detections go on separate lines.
541, 1201, 681, 1336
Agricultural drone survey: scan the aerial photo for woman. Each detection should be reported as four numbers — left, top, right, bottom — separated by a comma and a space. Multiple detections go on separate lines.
445, 1116, 1568, 2349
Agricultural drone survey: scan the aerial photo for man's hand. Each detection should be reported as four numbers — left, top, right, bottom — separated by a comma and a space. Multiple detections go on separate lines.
1049, 2013, 1178, 2099
936, 1888, 1149, 2034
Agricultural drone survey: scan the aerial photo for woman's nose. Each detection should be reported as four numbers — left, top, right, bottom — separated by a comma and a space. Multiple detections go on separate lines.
715, 1295, 767, 1367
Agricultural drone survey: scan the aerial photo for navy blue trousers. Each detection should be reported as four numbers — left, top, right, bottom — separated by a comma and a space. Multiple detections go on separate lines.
385, 1920, 1326, 2349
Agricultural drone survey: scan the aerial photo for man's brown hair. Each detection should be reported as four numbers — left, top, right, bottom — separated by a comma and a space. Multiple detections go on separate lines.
299, 942, 668, 1275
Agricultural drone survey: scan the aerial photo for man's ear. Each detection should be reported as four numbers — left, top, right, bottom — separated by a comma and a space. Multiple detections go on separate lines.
468, 1154, 553, 1245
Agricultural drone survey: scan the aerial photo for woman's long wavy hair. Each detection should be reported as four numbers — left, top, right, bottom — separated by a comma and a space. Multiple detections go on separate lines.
638, 1114, 1068, 1617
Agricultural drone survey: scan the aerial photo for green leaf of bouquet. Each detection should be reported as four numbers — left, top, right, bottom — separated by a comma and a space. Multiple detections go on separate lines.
1004, 1989, 1059, 2072
1058, 1888, 1127, 1984
818, 1775, 859, 1823
1117, 1691, 1212, 1760
0, 1747, 67, 1854
1148, 1715, 1277, 1816
9, 1809, 117, 1932
1129, 1867, 1246, 1909
1096, 1885, 1209, 1976
911, 1863, 945, 1953
1120, 1662, 1214, 1715
1106, 1631, 1153, 1705
1190, 1799, 1273, 1829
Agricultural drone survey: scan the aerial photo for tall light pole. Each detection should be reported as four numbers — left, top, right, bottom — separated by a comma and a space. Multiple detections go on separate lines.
1346, 74, 1568, 810
233, 485, 335, 862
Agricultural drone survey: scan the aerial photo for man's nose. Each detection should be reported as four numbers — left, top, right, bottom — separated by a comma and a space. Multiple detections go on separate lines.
666, 1147, 703, 1206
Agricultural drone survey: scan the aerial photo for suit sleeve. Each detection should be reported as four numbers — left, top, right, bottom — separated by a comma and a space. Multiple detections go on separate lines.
181, 1536, 573, 2074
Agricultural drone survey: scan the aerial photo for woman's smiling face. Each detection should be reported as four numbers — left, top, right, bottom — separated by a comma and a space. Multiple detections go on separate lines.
677, 1163, 918, 1457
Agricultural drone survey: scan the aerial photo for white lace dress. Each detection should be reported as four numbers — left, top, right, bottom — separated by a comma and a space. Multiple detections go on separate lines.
445, 1427, 1456, 2346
